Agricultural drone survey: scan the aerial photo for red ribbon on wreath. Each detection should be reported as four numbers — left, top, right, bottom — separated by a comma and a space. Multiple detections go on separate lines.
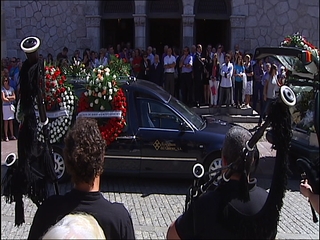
99, 88, 127, 145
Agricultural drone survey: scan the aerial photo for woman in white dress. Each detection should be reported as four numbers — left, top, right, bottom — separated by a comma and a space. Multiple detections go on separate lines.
244, 55, 254, 108
1, 75, 16, 141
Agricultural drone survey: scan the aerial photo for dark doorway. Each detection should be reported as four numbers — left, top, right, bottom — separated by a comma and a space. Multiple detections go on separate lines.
101, 19, 134, 51
149, 19, 181, 56
195, 19, 230, 51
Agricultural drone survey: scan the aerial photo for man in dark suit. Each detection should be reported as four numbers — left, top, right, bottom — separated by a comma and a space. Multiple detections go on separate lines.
149, 54, 164, 87
138, 53, 151, 80
193, 44, 205, 107
174, 48, 181, 100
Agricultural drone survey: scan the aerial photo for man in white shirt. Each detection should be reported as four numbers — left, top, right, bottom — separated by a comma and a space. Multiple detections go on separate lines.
163, 47, 176, 96
147, 46, 155, 65
217, 45, 225, 66
218, 54, 233, 111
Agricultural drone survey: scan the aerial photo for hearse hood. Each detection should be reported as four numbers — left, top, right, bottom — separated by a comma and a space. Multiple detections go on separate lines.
202, 116, 232, 135
254, 47, 319, 80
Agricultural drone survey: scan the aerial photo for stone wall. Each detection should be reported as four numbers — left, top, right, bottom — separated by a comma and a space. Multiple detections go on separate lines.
3, 0, 100, 59
2, 0, 319, 59
238, 0, 319, 52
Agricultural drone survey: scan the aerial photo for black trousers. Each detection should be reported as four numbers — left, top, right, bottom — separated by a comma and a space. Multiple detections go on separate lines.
194, 73, 203, 104
181, 72, 193, 105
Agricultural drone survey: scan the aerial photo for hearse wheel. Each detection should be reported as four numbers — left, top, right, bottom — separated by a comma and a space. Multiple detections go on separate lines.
52, 146, 68, 183
203, 152, 222, 186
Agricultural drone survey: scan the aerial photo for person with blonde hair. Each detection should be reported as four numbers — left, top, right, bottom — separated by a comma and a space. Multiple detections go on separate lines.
42, 213, 106, 239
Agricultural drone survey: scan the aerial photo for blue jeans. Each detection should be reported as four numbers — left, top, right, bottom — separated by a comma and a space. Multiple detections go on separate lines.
253, 81, 264, 112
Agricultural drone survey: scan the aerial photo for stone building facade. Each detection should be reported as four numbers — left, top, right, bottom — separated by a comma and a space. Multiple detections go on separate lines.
1, 0, 319, 59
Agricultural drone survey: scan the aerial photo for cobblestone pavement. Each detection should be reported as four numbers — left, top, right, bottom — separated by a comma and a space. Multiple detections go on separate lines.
1, 174, 319, 239
1, 122, 319, 239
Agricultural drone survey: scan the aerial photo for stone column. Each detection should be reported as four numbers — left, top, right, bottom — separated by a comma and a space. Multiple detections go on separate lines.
1, 1, 7, 58
133, 14, 147, 50
181, 14, 195, 48
230, 15, 249, 52
85, 15, 101, 50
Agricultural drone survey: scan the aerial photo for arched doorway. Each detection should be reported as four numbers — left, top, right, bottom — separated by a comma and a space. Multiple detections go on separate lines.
194, 0, 231, 51
100, 0, 134, 51
147, 0, 182, 56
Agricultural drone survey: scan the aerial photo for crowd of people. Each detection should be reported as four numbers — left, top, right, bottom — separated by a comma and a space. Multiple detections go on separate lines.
1, 41, 289, 141
40, 42, 288, 116
2, 41, 318, 239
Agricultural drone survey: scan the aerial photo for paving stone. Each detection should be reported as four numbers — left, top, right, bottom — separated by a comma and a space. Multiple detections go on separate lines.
1, 122, 319, 239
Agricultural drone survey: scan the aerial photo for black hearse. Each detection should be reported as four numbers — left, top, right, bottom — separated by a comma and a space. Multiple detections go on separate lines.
254, 46, 319, 167
53, 79, 232, 181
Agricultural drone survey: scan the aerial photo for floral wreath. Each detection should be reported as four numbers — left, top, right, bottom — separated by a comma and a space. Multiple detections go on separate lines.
77, 55, 131, 145
282, 33, 319, 133
281, 32, 319, 64
36, 65, 76, 143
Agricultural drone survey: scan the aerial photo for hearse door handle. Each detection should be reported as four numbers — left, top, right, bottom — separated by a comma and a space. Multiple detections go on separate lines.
116, 135, 137, 140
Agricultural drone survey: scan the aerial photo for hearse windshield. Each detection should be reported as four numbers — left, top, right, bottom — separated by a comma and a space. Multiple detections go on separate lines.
169, 98, 204, 130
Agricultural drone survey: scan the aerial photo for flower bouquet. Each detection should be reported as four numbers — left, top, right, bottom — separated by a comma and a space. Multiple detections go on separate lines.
281, 32, 319, 64
282, 33, 319, 135
62, 58, 88, 80
77, 54, 131, 145
36, 65, 76, 143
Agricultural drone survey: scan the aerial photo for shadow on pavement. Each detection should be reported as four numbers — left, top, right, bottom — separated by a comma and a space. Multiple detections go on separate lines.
100, 175, 191, 196
42, 175, 192, 197
1, 165, 301, 199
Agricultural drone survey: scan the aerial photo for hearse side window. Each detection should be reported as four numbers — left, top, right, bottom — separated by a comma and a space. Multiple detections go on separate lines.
137, 99, 182, 130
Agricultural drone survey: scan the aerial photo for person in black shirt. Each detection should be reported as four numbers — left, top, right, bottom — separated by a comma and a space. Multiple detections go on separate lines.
56, 46, 69, 68
167, 126, 271, 239
138, 53, 151, 81
28, 117, 135, 239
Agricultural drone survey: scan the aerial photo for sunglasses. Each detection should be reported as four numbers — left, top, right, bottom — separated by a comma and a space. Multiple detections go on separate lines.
4, 80, 8, 82
11, 60, 16, 63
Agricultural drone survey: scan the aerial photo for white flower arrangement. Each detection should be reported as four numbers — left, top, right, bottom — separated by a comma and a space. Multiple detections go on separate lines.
281, 32, 319, 63
63, 58, 88, 78
85, 65, 121, 111
35, 86, 75, 143
35, 65, 76, 143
